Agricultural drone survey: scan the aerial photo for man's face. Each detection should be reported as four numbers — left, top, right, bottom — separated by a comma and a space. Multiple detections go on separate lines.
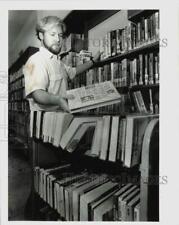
41, 25, 64, 55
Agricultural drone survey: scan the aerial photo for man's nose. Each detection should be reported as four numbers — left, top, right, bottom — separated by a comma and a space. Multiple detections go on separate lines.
54, 34, 61, 42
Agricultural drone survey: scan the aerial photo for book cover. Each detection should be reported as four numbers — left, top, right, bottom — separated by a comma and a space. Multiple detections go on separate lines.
90, 186, 121, 221
72, 175, 108, 221
60, 117, 100, 149
80, 181, 118, 221
108, 116, 120, 162
121, 188, 140, 220
93, 192, 116, 221
90, 118, 104, 157
99, 116, 111, 161
118, 185, 138, 220
126, 193, 140, 221
134, 202, 140, 221
113, 184, 133, 220
53, 112, 73, 147
66, 122, 96, 153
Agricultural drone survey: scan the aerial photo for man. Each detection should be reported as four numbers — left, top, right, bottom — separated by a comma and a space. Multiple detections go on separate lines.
23, 16, 101, 112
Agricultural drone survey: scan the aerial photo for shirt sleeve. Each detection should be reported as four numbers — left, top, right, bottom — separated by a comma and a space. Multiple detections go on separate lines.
23, 55, 49, 98
63, 63, 76, 80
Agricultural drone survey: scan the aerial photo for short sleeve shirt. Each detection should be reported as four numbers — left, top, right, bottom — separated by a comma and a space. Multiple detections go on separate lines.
23, 47, 76, 111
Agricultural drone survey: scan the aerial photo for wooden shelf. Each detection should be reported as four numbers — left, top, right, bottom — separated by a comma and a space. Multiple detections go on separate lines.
94, 41, 159, 67
64, 10, 119, 36
116, 84, 159, 93
129, 83, 159, 91
9, 87, 25, 94
9, 75, 24, 84
128, 10, 159, 21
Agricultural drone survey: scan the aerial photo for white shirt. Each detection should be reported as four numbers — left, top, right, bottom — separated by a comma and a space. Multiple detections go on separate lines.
23, 47, 76, 111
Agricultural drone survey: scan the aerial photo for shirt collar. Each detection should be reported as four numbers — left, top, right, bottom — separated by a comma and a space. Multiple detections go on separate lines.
40, 46, 60, 60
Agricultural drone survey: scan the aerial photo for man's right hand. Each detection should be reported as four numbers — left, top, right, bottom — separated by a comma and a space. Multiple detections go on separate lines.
58, 97, 70, 113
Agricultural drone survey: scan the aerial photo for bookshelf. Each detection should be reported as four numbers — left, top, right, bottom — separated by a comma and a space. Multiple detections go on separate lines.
9, 46, 39, 157
9, 10, 159, 221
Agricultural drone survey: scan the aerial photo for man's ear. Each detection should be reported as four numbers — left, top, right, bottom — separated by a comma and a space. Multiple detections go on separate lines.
39, 32, 44, 41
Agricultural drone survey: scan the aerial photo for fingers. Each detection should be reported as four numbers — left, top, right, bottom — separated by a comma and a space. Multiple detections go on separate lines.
93, 51, 103, 62
66, 94, 75, 100
59, 98, 71, 113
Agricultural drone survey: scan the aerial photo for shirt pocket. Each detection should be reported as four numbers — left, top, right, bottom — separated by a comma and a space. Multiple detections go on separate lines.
48, 76, 63, 95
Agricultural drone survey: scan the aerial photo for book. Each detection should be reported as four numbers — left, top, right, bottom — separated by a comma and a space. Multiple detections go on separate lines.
56, 173, 87, 218
90, 118, 104, 157
72, 175, 108, 221
61, 173, 88, 219
93, 192, 116, 221
121, 118, 127, 162
126, 193, 140, 221
118, 185, 138, 220
120, 188, 140, 220
60, 117, 100, 149
108, 116, 120, 162
67, 81, 121, 113
41, 164, 71, 203
30, 110, 36, 138
64, 175, 90, 221
124, 114, 157, 168
99, 116, 111, 160
113, 184, 133, 220
90, 186, 121, 220
134, 202, 140, 221
133, 91, 147, 113
66, 121, 96, 153
80, 181, 118, 221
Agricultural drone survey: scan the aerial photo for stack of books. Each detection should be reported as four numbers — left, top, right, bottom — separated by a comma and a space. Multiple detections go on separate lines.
34, 163, 141, 221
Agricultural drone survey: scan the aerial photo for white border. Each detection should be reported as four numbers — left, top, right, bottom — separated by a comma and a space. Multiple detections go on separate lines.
1, 0, 179, 224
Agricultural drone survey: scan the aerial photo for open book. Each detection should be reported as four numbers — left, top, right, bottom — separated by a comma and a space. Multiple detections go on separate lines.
67, 81, 121, 113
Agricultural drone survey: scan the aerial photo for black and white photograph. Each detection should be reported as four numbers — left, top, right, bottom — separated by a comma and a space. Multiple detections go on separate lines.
7, 9, 160, 222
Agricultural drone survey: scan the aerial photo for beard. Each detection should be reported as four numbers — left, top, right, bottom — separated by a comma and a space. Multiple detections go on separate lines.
43, 41, 62, 55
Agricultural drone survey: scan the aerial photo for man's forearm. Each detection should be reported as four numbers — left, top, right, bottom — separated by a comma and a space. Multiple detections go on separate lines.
31, 89, 70, 112
76, 60, 93, 75
32, 89, 60, 105
75, 51, 101, 75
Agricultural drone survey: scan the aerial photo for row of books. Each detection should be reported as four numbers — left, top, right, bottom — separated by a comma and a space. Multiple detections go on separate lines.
100, 11, 159, 59
30, 110, 157, 167
13, 122, 29, 139
9, 101, 29, 112
9, 76, 25, 92
86, 94, 132, 115
64, 33, 85, 53
69, 52, 159, 90
9, 67, 23, 83
9, 88, 25, 101
9, 111, 26, 126
132, 90, 159, 114
90, 114, 158, 167
34, 164, 140, 221
62, 50, 92, 67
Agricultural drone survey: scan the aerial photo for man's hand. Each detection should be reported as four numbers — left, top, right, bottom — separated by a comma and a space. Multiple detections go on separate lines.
93, 51, 103, 63
58, 98, 70, 113
64, 94, 75, 100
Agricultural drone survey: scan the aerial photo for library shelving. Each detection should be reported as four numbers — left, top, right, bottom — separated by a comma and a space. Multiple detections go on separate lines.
9, 46, 39, 157
9, 10, 159, 221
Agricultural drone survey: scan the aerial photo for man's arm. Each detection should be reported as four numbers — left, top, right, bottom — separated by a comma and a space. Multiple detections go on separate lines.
31, 89, 70, 112
75, 51, 101, 76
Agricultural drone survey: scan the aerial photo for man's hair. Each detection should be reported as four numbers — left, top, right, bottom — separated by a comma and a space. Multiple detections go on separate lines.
36, 16, 66, 41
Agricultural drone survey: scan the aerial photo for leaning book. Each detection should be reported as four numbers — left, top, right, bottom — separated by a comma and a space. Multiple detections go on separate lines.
67, 81, 121, 113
